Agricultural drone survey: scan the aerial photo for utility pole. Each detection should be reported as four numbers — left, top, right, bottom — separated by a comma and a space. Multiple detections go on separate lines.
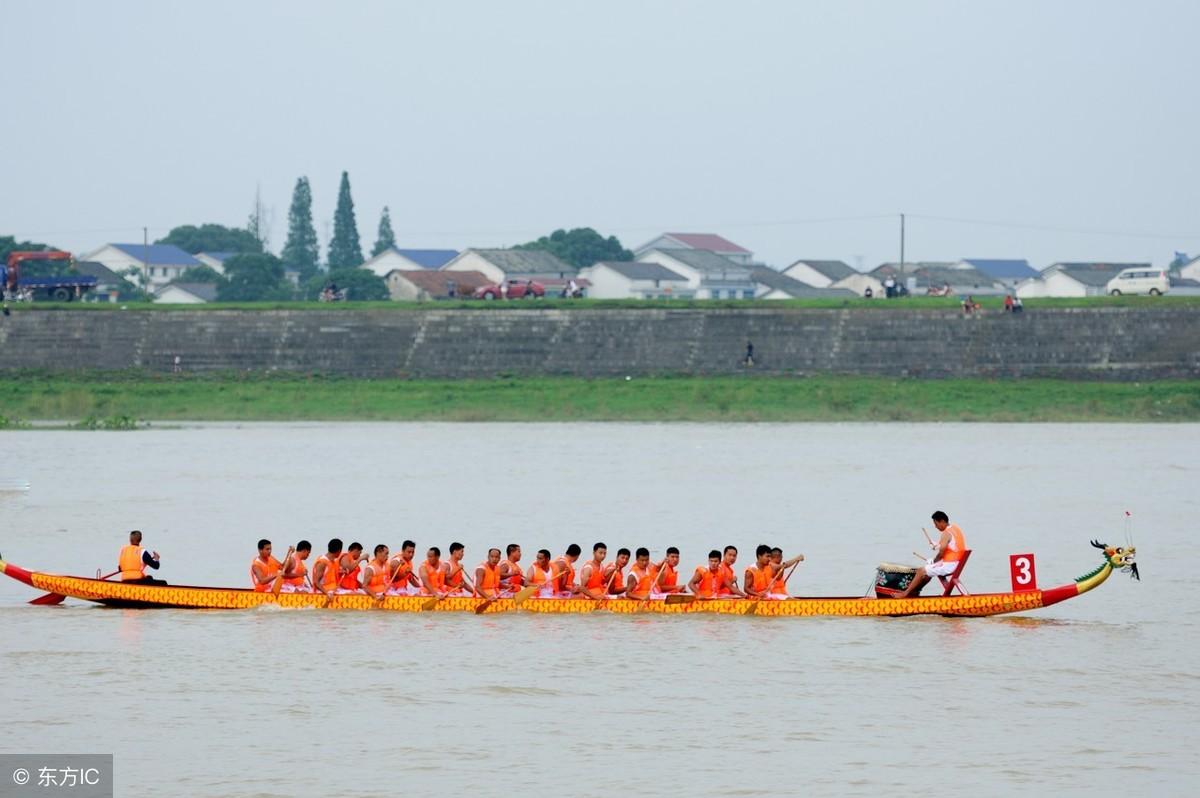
899, 213, 906, 276
142, 226, 150, 294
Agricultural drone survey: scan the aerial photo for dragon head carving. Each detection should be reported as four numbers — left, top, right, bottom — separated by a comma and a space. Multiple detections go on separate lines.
1091, 539, 1139, 580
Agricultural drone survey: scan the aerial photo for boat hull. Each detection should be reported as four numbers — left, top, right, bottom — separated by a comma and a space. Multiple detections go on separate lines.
3, 560, 1061, 616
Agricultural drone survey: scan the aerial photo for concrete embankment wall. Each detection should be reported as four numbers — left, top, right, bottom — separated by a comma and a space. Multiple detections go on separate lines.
1, 307, 1197, 380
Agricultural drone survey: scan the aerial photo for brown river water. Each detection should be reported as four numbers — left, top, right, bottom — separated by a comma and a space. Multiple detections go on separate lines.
0, 423, 1196, 797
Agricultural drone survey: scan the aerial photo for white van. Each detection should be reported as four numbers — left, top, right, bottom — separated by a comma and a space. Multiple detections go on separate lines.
1106, 268, 1169, 296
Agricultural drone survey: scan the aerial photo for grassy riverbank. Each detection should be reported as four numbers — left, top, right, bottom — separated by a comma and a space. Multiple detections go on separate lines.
1, 373, 1198, 423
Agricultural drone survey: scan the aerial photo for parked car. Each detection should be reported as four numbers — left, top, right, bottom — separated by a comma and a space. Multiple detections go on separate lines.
473, 280, 545, 300
1106, 268, 1169, 296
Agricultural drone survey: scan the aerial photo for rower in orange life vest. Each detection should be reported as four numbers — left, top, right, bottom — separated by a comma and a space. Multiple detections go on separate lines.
311, 538, 344, 597
526, 549, 557, 598
608, 548, 630, 596
745, 544, 803, 599
716, 545, 747, 598
118, 530, 163, 584
444, 542, 474, 596
769, 547, 793, 597
250, 538, 282, 592
550, 544, 581, 597
387, 540, 421, 596
688, 550, 724, 599
898, 510, 966, 598
361, 544, 390, 600
420, 547, 449, 597
337, 542, 366, 592
498, 543, 524, 595
624, 547, 657, 600
278, 540, 312, 592
578, 542, 611, 600
475, 548, 503, 599
653, 546, 686, 595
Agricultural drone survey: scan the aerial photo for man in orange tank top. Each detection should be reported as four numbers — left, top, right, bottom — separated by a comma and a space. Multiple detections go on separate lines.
550, 544, 582, 597
475, 548, 503, 599
251, 538, 282, 591
498, 544, 523, 595
688, 550, 724, 599
387, 540, 421, 595
608, 548, 630, 596
898, 510, 967, 598
444, 542, 474, 596
337, 542, 366, 592
625, 548, 657, 600
311, 538, 344, 597
579, 542, 610, 600
653, 546, 685, 595
420, 547, 450, 597
716, 545, 747, 598
279, 540, 311, 592
362, 545, 390, 600
526, 549, 557, 597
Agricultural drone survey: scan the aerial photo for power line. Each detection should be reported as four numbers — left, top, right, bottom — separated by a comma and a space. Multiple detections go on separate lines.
906, 213, 1200, 241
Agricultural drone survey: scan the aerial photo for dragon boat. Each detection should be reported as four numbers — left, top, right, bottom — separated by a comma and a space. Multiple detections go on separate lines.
0, 541, 1137, 617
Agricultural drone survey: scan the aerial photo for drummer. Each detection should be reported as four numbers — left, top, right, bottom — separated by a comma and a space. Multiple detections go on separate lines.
118, 530, 164, 584
897, 511, 966, 598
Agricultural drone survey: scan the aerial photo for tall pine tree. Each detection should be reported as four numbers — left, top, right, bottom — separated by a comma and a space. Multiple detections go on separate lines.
281, 177, 320, 280
327, 171, 363, 269
372, 206, 396, 256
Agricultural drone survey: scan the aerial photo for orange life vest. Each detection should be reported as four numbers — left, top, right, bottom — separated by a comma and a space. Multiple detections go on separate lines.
424, 560, 446, 593
942, 524, 966, 564
608, 565, 625, 594
365, 562, 387, 595
502, 560, 524, 591
693, 566, 718, 598
477, 561, 500, 592
716, 563, 736, 596
659, 562, 678, 588
315, 554, 339, 592
250, 555, 282, 592
338, 554, 362, 590
627, 564, 654, 599
390, 558, 413, 588
530, 563, 553, 585
769, 564, 788, 596
584, 561, 607, 590
282, 555, 307, 587
748, 565, 773, 594
446, 561, 466, 589
553, 558, 576, 592
119, 545, 146, 581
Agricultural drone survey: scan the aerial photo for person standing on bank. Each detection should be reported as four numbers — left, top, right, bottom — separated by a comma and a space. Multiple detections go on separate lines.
118, 530, 164, 584
897, 511, 966, 598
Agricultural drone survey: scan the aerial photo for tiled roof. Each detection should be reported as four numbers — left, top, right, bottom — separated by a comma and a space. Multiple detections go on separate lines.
161, 282, 218, 301
595, 261, 688, 281
750, 266, 856, 297
73, 260, 123, 283
663, 232, 750, 254
467, 249, 575, 275
961, 258, 1037, 280
1046, 262, 1150, 287
786, 259, 856, 281
390, 248, 459, 268
874, 263, 1002, 289
651, 248, 752, 276
110, 243, 199, 266
392, 269, 489, 296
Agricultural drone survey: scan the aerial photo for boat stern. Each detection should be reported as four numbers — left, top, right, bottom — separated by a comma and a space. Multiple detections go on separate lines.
0, 557, 37, 587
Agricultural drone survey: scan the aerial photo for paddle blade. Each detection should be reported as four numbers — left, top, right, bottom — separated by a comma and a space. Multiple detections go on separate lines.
29, 592, 66, 605
512, 584, 539, 607
474, 598, 496, 615
420, 596, 440, 611
664, 594, 696, 605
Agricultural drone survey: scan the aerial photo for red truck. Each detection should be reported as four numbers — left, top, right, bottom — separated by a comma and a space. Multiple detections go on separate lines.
3, 251, 97, 302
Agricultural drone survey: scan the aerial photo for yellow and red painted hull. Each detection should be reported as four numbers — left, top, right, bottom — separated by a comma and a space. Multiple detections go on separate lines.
0, 558, 1093, 617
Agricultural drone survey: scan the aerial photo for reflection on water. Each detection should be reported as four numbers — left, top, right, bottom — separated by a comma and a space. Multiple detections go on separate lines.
1, 422, 1196, 797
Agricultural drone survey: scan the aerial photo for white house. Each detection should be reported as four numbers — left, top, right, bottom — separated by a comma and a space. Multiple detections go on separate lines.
748, 266, 856, 299
953, 259, 1037, 287
81, 243, 200, 289
154, 282, 218, 304
1180, 254, 1200, 282
362, 247, 459, 278
193, 251, 238, 274
385, 269, 489, 301
782, 259, 882, 297
872, 262, 1006, 295
636, 249, 756, 299
442, 249, 576, 284
578, 261, 692, 299
633, 233, 754, 265
1016, 262, 1145, 298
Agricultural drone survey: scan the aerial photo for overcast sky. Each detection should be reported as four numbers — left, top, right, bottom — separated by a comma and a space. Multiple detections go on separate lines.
3, 0, 1197, 270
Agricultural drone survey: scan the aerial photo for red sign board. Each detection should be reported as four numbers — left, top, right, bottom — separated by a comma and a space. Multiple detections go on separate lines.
1009, 553, 1038, 592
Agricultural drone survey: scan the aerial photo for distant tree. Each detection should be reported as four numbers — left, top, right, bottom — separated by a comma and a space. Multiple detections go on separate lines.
246, 186, 272, 251
516, 228, 632, 269
301, 268, 389, 302
174, 264, 226, 284
1169, 251, 1190, 270
372, 206, 396, 257
281, 177, 320, 281
327, 171, 363, 269
157, 224, 263, 255
217, 253, 293, 301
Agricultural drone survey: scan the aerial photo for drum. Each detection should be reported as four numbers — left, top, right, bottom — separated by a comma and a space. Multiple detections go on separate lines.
875, 562, 917, 598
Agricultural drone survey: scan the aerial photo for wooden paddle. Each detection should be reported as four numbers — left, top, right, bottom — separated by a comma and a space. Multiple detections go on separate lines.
270, 547, 295, 597
32, 568, 120, 606
589, 564, 623, 612
664, 593, 696, 606
512, 582, 541, 607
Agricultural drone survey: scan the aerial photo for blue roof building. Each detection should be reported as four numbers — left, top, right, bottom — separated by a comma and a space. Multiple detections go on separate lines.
362, 246, 460, 276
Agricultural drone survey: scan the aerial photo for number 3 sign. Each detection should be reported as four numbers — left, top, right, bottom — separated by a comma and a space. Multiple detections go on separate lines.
1009, 553, 1038, 592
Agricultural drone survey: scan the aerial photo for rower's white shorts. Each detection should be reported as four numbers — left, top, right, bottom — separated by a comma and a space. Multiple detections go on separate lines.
924, 560, 958, 578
